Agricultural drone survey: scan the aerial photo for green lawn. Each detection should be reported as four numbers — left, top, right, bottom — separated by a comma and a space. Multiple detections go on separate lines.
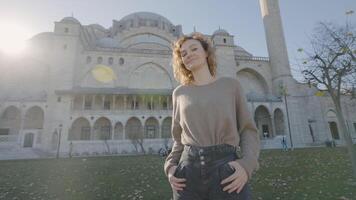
0, 147, 355, 200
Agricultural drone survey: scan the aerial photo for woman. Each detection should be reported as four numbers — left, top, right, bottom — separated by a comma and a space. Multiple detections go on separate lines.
164, 32, 260, 200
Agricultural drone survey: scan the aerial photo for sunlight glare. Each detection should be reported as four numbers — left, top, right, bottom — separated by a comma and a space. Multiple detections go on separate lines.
0, 21, 32, 55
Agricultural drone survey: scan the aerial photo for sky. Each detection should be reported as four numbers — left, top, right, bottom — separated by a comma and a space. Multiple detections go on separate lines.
0, 0, 355, 80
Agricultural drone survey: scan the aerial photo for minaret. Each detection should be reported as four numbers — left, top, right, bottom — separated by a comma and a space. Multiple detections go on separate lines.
259, 0, 295, 95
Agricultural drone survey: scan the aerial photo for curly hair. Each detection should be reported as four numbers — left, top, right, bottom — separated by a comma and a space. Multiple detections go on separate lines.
172, 32, 217, 85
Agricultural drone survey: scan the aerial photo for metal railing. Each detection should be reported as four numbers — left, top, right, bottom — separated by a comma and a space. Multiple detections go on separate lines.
0, 134, 19, 143
235, 56, 270, 62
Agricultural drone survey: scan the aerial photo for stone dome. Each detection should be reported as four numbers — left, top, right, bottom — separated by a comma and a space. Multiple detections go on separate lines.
120, 12, 173, 26
60, 17, 81, 24
213, 29, 230, 36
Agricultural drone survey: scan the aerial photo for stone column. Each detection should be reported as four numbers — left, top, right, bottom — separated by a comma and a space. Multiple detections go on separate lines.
82, 95, 86, 110
167, 96, 170, 110
159, 96, 161, 110
111, 124, 115, 140
93, 95, 96, 110
113, 95, 116, 110
102, 96, 105, 110
124, 95, 127, 110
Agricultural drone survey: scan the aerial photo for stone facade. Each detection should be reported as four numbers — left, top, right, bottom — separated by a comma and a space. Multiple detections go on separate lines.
0, 5, 356, 158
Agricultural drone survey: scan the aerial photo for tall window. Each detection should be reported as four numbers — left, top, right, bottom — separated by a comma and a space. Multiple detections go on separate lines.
97, 57, 103, 64
119, 58, 124, 65
86, 56, 92, 64
104, 100, 111, 110
80, 127, 90, 140
131, 100, 139, 109
100, 126, 111, 140
108, 57, 114, 65
162, 101, 167, 110
147, 102, 154, 110
84, 98, 92, 110
146, 125, 156, 138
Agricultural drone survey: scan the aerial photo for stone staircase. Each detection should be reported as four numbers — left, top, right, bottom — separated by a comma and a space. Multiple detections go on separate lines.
261, 138, 284, 149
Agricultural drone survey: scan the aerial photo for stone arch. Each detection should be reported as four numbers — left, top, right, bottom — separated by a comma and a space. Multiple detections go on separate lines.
114, 121, 124, 140
273, 108, 285, 135
144, 117, 159, 138
127, 42, 171, 50
236, 68, 269, 97
93, 117, 112, 140
128, 62, 173, 89
254, 105, 272, 139
0, 106, 21, 135
119, 33, 172, 50
161, 117, 172, 138
23, 106, 44, 129
125, 117, 143, 141
326, 109, 337, 118
69, 117, 91, 140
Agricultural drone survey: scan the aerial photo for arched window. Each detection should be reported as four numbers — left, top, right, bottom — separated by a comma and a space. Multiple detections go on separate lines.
97, 57, 103, 64
119, 58, 124, 65
108, 57, 114, 65
86, 56, 92, 64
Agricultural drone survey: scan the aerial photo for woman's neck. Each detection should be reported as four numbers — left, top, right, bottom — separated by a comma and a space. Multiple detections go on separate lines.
191, 64, 216, 86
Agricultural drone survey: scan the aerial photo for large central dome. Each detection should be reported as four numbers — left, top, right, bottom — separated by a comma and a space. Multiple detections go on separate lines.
120, 12, 173, 26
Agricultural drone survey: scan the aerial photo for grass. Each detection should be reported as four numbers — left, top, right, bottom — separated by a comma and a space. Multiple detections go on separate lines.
0, 147, 355, 200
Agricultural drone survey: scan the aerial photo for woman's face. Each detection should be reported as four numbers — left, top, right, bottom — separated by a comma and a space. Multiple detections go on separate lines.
180, 39, 208, 72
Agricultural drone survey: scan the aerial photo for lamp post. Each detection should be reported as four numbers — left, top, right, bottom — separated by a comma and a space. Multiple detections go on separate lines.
56, 124, 63, 159
279, 84, 294, 150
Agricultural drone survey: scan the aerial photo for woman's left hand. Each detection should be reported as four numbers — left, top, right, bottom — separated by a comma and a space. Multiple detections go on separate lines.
220, 160, 248, 194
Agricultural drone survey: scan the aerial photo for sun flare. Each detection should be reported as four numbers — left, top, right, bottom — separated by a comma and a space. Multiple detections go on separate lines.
0, 21, 32, 55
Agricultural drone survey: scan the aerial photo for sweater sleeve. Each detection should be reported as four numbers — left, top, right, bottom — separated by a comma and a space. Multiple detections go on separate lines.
164, 90, 184, 176
235, 80, 260, 179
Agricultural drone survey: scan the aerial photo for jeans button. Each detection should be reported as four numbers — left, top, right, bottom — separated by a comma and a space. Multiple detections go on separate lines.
201, 161, 205, 165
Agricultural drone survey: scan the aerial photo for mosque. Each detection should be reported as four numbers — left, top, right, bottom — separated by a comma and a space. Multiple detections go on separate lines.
0, 0, 355, 158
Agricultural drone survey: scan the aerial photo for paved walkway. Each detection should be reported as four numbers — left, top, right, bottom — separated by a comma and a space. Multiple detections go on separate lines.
0, 146, 53, 160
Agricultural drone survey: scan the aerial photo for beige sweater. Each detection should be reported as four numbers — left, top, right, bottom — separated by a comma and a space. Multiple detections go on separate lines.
164, 76, 260, 179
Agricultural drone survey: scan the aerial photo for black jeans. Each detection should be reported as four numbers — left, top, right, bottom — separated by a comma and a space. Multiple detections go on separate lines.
173, 144, 251, 200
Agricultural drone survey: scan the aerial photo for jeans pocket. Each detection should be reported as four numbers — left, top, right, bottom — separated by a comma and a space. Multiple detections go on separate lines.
219, 162, 236, 182
174, 161, 186, 178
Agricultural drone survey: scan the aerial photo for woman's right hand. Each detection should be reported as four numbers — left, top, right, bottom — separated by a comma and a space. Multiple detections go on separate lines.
168, 165, 186, 191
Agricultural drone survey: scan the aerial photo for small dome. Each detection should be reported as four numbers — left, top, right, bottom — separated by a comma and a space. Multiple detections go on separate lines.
213, 29, 230, 36
60, 17, 81, 24
96, 37, 120, 48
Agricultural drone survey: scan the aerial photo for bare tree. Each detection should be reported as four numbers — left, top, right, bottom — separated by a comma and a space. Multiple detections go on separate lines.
127, 129, 146, 154
300, 17, 356, 178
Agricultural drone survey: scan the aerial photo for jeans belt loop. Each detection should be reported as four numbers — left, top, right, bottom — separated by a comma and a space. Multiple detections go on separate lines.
235, 146, 242, 159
